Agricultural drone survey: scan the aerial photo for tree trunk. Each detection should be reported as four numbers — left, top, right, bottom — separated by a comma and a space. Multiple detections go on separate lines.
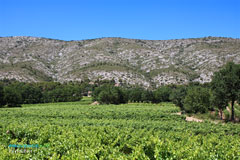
231, 100, 235, 122
220, 109, 223, 120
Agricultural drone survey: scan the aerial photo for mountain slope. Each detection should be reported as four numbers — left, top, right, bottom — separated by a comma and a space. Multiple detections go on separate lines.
0, 36, 240, 87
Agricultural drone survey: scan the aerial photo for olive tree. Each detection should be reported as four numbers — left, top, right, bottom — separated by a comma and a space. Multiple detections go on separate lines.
211, 62, 240, 121
183, 86, 211, 113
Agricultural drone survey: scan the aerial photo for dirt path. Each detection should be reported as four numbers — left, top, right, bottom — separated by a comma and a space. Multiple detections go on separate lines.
175, 112, 203, 122
185, 116, 203, 122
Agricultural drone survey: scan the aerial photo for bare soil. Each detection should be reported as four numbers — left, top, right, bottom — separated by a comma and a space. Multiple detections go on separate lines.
174, 112, 203, 122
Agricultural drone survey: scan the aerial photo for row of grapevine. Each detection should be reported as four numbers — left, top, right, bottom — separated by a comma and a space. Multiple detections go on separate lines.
0, 102, 240, 159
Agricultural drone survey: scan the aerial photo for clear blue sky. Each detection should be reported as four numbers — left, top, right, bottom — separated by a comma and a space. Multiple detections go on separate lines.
1, 0, 239, 40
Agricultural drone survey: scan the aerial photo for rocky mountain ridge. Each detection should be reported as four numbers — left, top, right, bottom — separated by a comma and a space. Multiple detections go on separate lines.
0, 36, 240, 88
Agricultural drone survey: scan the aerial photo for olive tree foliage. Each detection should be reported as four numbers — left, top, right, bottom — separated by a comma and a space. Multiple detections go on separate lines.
141, 90, 154, 103
170, 85, 187, 111
211, 93, 228, 120
0, 83, 6, 107
153, 86, 172, 103
183, 86, 211, 113
0, 80, 84, 106
92, 84, 128, 104
17, 83, 42, 104
127, 87, 154, 103
211, 62, 240, 121
4, 84, 22, 107
128, 87, 144, 102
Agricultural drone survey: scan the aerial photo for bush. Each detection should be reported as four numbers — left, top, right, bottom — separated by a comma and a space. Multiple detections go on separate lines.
153, 86, 172, 103
141, 90, 153, 103
19, 83, 42, 104
4, 85, 22, 107
235, 109, 240, 121
223, 109, 230, 121
0, 83, 5, 107
170, 85, 187, 110
93, 84, 128, 104
183, 86, 211, 113
128, 87, 144, 102
39, 83, 82, 103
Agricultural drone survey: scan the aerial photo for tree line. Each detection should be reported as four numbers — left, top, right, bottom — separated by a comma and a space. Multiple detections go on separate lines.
0, 81, 86, 107
1, 62, 240, 121
0, 78, 124, 107
92, 62, 240, 122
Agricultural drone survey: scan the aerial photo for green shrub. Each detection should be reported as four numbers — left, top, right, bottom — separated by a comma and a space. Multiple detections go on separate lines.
183, 86, 211, 113
93, 84, 128, 104
0, 83, 5, 107
128, 87, 144, 102
223, 109, 230, 121
170, 85, 187, 110
153, 86, 172, 103
235, 109, 240, 121
4, 85, 22, 107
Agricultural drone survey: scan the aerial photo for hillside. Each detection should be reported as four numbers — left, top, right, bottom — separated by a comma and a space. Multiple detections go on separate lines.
0, 36, 240, 87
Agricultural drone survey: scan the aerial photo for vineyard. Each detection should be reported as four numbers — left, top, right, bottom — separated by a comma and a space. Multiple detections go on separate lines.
0, 97, 240, 159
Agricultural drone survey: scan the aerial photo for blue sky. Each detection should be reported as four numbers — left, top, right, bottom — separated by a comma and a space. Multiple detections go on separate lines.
1, 0, 239, 40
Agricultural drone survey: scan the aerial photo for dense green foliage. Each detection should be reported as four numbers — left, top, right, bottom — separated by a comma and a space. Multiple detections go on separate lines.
92, 84, 128, 104
41, 84, 82, 103
3, 84, 22, 107
0, 80, 84, 107
0, 100, 240, 159
127, 87, 144, 102
169, 85, 187, 110
211, 62, 240, 121
211, 92, 228, 120
153, 86, 172, 103
184, 86, 211, 113
0, 83, 5, 107
17, 83, 42, 104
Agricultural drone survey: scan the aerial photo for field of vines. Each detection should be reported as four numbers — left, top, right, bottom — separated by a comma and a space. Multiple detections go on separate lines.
0, 97, 240, 159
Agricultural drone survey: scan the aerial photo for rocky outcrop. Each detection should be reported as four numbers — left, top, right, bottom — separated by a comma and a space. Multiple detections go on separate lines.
0, 36, 240, 87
